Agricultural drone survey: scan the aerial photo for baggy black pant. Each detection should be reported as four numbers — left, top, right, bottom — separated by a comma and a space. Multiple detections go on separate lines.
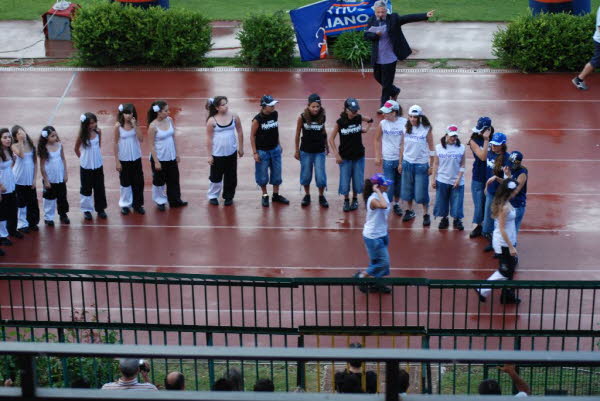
373, 61, 399, 106
119, 158, 145, 208
150, 156, 181, 205
15, 184, 40, 227
43, 182, 69, 216
209, 152, 238, 200
497, 246, 519, 301
80, 167, 107, 212
0, 192, 18, 235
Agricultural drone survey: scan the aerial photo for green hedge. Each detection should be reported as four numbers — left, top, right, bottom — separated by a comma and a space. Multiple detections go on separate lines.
72, 2, 212, 67
236, 11, 296, 67
492, 12, 596, 72
333, 31, 371, 68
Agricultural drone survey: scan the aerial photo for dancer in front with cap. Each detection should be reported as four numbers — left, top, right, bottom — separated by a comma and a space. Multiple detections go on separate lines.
75, 112, 107, 221
294, 93, 329, 208
251, 95, 289, 207
399, 105, 434, 226
481, 132, 510, 252
353, 173, 393, 294
114, 104, 145, 216
476, 178, 521, 305
432, 125, 466, 230
467, 117, 493, 238
328, 98, 373, 212
205, 96, 244, 206
374, 99, 405, 217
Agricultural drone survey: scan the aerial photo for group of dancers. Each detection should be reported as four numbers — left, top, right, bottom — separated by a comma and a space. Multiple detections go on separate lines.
0, 95, 528, 302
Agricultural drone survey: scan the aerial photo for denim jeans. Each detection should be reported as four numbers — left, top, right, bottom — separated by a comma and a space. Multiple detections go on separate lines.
471, 179, 485, 225
299, 151, 327, 188
433, 181, 464, 219
482, 189, 495, 235
363, 234, 390, 278
382, 159, 401, 200
255, 145, 282, 186
338, 157, 365, 196
400, 160, 429, 205
514, 205, 526, 245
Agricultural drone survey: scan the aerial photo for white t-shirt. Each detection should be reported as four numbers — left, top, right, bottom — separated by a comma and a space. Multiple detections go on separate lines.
363, 192, 390, 239
594, 6, 600, 43
403, 124, 430, 164
435, 143, 465, 186
381, 117, 406, 161
515, 392, 528, 397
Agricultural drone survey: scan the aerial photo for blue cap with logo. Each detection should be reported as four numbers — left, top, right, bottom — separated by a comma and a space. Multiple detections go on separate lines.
260, 95, 278, 107
509, 151, 523, 163
345, 97, 360, 112
490, 132, 507, 145
370, 173, 393, 186
472, 116, 492, 133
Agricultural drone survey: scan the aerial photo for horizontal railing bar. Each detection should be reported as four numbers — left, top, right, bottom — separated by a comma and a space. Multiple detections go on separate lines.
298, 326, 427, 335
1, 343, 599, 365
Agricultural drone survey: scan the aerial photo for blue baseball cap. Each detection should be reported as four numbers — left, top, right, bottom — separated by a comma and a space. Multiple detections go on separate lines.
260, 95, 278, 107
345, 97, 360, 112
472, 116, 492, 133
370, 173, 393, 186
509, 151, 523, 163
490, 132, 507, 145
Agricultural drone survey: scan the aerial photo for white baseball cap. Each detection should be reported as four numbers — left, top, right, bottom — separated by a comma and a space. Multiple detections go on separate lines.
408, 105, 422, 116
379, 100, 399, 114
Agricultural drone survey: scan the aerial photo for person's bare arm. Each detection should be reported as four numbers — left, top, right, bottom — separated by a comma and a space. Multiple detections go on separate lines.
500, 365, 530, 395
427, 127, 434, 175
454, 152, 466, 188
328, 124, 342, 164
148, 124, 161, 170
234, 114, 244, 158
113, 123, 121, 172
294, 116, 302, 161
369, 185, 389, 209
374, 123, 383, 167
60, 146, 68, 183
431, 154, 439, 189
74, 136, 82, 158
250, 119, 260, 162
206, 120, 215, 166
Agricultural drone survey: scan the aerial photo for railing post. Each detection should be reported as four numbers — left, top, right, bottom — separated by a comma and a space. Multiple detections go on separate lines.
385, 360, 400, 401
19, 355, 36, 398
58, 328, 70, 388
207, 332, 215, 389
296, 335, 305, 390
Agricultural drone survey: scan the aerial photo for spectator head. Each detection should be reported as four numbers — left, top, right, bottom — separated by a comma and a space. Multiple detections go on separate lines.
213, 378, 234, 391
226, 368, 243, 391
398, 369, 410, 393
119, 359, 140, 380
165, 372, 185, 391
479, 379, 502, 395
348, 343, 363, 369
253, 378, 275, 392
71, 377, 91, 388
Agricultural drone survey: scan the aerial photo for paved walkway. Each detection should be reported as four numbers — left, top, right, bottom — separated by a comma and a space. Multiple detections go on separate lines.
0, 20, 505, 60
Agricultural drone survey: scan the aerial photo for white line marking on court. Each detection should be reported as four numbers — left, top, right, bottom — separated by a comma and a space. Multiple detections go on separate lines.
46, 71, 77, 126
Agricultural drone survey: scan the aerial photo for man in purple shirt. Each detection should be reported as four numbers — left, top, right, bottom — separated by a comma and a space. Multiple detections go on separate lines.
365, 1, 434, 107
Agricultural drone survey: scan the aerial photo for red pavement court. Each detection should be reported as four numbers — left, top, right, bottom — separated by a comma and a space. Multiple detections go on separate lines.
0, 69, 599, 285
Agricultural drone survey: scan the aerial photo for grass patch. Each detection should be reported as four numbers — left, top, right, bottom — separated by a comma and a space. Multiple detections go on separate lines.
2, 0, 600, 21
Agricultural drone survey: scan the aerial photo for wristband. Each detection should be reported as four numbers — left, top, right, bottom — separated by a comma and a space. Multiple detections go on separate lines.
459, 167, 465, 172
429, 151, 435, 156
367, 118, 374, 123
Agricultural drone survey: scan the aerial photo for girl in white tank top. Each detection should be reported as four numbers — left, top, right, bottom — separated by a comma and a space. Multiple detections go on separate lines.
38, 126, 70, 226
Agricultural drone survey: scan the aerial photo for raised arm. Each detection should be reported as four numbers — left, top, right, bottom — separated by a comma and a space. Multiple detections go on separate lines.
370, 184, 389, 209
500, 365, 530, 395
470, 129, 490, 161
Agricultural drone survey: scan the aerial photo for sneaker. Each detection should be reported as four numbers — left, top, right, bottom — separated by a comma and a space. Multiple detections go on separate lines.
261, 194, 269, 207
483, 243, 494, 253
83, 211, 93, 220
44, 220, 55, 227
453, 219, 464, 231
121, 207, 130, 215
301, 194, 311, 207
475, 289, 486, 303
209, 198, 219, 206
133, 206, 146, 215
157, 203, 166, 212
353, 271, 370, 294
272, 193, 290, 204
393, 204, 403, 217
469, 225, 482, 238
224, 199, 233, 206
10, 231, 24, 239
374, 283, 392, 294
423, 214, 431, 227
343, 199, 350, 212
170, 200, 188, 208
29, 225, 39, 232
572, 77, 588, 90
349, 198, 358, 211
402, 210, 416, 222
438, 217, 449, 230
59, 214, 70, 224
0, 237, 12, 246
18, 227, 30, 234
319, 195, 329, 208
97, 210, 108, 219
500, 289, 521, 305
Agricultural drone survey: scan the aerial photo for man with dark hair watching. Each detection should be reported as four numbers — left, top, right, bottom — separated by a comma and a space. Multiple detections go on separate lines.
334, 343, 377, 394
165, 371, 185, 390
213, 377, 234, 391
253, 378, 275, 392
479, 364, 530, 396
102, 359, 158, 391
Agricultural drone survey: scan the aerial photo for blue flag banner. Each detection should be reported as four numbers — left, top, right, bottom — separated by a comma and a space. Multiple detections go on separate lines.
290, 0, 336, 62
325, 1, 392, 36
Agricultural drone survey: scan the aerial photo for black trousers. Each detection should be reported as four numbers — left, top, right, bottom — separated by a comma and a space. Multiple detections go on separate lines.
373, 61, 399, 106
15, 184, 40, 227
80, 167, 107, 212
43, 182, 69, 216
150, 156, 182, 204
119, 158, 145, 208
209, 152, 238, 200
0, 192, 18, 236
497, 246, 518, 280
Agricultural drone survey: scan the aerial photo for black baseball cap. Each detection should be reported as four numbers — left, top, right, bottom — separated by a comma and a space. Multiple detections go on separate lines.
308, 93, 321, 104
344, 97, 360, 112
260, 95, 278, 107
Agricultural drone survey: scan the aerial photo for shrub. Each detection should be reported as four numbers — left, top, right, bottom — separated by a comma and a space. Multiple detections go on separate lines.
72, 2, 211, 67
492, 12, 596, 72
237, 11, 296, 67
333, 31, 371, 68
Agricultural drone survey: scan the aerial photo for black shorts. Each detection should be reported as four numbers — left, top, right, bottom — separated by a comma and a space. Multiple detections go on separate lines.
590, 40, 600, 69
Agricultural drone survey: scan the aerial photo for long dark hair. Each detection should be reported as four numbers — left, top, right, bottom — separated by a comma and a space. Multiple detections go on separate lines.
37, 126, 57, 161
491, 178, 518, 218
0, 128, 13, 162
117, 103, 138, 127
10, 125, 36, 160
147, 100, 168, 125
78, 112, 98, 148
205, 96, 228, 122
405, 115, 431, 134
441, 135, 461, 149
302, 103, 326, 125
493, 144, 507, 177
362, 179, 375, 206
338, 108, 360, 126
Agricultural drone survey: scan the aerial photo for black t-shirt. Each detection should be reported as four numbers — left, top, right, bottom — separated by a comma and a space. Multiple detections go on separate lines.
334, 370, 377, 394
337, 114, 364, 160
253, 111, 279, 151
300, 113, 327, 153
